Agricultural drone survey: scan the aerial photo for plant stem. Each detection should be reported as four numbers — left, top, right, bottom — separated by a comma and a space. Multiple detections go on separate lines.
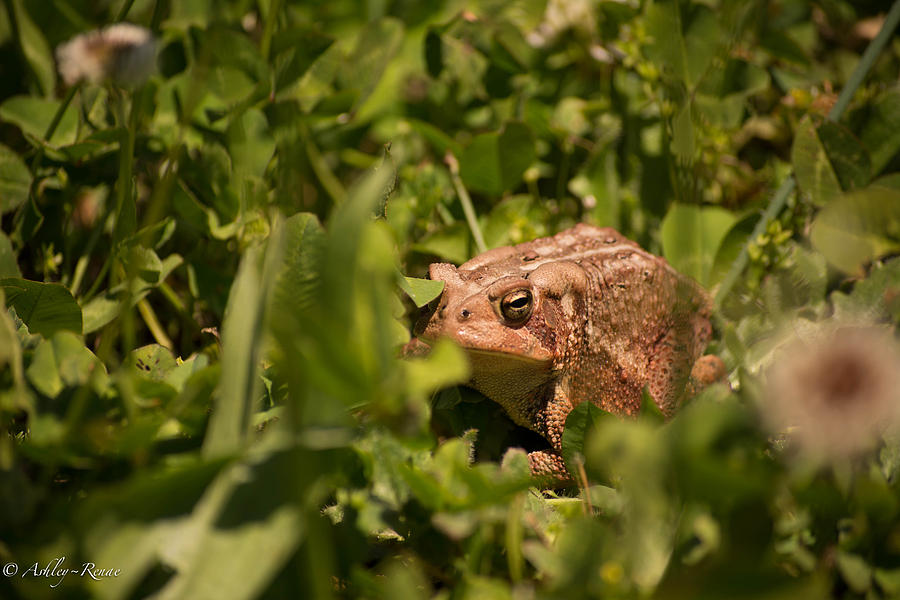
714, 0, 900, 308
115, 0, 136, 22
138, 298, 173, 349
44, 83, 79, 141
260, 0, 283, 61
446, 152, 487, 254
303, 124, 347, 205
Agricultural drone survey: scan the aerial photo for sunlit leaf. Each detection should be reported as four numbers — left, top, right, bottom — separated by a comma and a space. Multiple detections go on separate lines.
459, 122, 535, 196
0, 96, 78, 147
398, 276, 443, 308
660, 203, 736, 286
1, 278, 82, 337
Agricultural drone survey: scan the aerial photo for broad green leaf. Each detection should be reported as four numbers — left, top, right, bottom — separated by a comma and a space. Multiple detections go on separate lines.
0, 95, 78, 147
836, 551, 872, 594
645, 2, 720, 89
709, 213, 757, 286
0, 289, 28, 414
203, 245, 266, 458
226, 108, 275, 179
25, 331, 106, 398
339, 17, 405, 112
561, 401, 614, 479
0, 232, 21, 278
132, 344, 178, 381
791, 117, 842, 206
272, 212, 325, 315
1, 278, 82, 337
271, 27, 334, 93
859, 88, 900, 176
810, 177, 900, 274
398, 276, 443, 308
459, 122, 535, 196
10, 0, 56, 96
816, 120, 871, 191
411, 223, 470, 264
660, 203, 736, 287
403, 338, 468, 397
156, 450, 306, 600
0, 143, 32, 214
832, 257, 900, 322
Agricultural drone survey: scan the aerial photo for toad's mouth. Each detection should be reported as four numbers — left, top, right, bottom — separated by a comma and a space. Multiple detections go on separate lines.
408, 334, 552, 369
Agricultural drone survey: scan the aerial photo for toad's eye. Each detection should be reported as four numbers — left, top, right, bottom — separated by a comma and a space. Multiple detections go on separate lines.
500, 289, 533, 323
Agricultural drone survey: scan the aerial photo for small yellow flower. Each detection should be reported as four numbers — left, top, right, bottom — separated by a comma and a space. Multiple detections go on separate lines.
763, 324, 900, 462
56, 23, 157, 86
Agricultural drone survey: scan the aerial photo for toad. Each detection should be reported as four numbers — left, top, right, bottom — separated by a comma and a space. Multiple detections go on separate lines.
415, 224, 723, 480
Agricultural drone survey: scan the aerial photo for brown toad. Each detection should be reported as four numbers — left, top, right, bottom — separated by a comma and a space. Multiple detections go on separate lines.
415, 224, 722, 480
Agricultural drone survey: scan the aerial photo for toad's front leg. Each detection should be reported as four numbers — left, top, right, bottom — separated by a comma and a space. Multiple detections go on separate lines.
528, 388, 575, 483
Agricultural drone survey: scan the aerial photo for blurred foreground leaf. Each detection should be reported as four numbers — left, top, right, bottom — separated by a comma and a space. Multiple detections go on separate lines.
810, 175, 900, 274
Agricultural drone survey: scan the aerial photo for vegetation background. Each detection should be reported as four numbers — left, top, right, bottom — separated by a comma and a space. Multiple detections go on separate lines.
1, 0, 900, 597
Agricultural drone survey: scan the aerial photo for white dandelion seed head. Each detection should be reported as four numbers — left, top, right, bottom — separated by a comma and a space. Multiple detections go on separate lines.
763, 323, 900, 462
56, 23, 157, 87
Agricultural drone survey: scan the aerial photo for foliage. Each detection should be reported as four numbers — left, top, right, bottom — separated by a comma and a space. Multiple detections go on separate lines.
0, 0, 900, 598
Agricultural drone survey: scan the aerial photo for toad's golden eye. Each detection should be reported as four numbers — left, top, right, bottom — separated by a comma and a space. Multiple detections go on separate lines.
500, 289, 533, 322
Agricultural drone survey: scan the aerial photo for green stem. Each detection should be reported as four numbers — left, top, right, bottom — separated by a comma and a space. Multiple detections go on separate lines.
302, 124, 347, 205
260, 0, 283, 61
138, 298, 173, 349
827, 1, 900, 122
115, 0, 137, 22
44, 83, 79, 141
714, 0, 900, 308
446, 152, 487, 254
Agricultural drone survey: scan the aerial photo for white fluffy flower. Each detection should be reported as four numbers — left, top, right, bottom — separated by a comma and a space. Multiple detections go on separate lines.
56, 23, 157, 86
763, 324, 900, 462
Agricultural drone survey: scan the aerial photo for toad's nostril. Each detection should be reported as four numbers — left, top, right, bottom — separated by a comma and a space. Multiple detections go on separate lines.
460, 309, 471, 319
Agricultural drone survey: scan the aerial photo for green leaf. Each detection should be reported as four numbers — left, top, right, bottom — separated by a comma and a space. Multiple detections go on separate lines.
272, 212, 325, 315
660, 203, 736, 286
403, 338, 469, 397
10, 0, 56, 97
459, 122, 535, 196
202, 246, 266, 458
645, 2, 720, 89
132, 344, 178, 381
0, 143, 32, 214
156, 450, 306, 600
836, 551, 872, 594
791, 117, 870, 206
859, 88, 900, 176
810, 176, 900, 274
411, 223, 470, 264
0, 95, 78, 147
339, 17, 405, 112
398, 276, 443, 308
816, 120, 871, 191
0, 232, 21, 278
25, 331, 105, 398
271, 27, 334, 93
1, 278, 82, 337
561, 401, 613, 478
